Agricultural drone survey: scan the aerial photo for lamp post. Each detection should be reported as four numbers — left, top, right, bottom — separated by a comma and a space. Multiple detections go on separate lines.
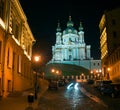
33, 55, 41, 100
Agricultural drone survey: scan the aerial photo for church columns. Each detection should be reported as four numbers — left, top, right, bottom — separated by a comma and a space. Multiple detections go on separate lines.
62, 49, 65, 61
65, 48, 68, 60
86, 46, 91, 59
76, 48, 79, 59
73, 48, 76, 59
81, 47, 85, 59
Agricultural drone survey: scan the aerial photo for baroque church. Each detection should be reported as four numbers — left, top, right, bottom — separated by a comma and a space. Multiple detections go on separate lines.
48, 16, 101, 71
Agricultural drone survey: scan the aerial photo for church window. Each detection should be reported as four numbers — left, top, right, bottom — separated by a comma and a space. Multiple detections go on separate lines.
69, 38, 72, 42
69, 55, 72, 60
69, 48, 71, 51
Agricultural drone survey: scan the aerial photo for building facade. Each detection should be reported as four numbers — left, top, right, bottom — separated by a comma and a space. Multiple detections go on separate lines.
48, 16, 101, 75
99, 7, 120, 82
0, 0, 35, 97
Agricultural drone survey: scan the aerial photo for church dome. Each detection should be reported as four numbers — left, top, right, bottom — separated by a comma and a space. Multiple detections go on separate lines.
63, 16, 77, 35
63, 27, 77, 34
78, 22, 84, 31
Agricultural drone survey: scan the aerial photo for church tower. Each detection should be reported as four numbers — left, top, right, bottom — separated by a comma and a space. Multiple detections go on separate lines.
56, 21, 62, 45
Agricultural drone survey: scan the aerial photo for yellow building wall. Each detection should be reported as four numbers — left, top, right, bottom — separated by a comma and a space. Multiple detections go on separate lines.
3, 34, 33, 97
0, 0, 35, 97
109, 61, 120, 83
0, 26, 5, 96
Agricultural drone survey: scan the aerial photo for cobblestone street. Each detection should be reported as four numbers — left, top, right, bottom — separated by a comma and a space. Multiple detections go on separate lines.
36, 82, 113, 110
1, 82, 120, 110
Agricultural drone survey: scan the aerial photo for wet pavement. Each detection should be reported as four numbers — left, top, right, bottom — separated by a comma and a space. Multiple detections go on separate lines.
0, 81, 120, 110
37, 82, 110, 110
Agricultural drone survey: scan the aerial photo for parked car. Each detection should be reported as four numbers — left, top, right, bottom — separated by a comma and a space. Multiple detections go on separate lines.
48, 79, 59, 90
87, 79, 94, 84
94, 80, 102, 88
97, 80, 112, 91
58, 79, 65, 87
100, 83, 120, 98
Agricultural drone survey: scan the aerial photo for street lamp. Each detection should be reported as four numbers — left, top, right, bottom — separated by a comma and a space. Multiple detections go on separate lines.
107, 67, 110, 80
51, 68, 61, 79
33, 55, 41, 100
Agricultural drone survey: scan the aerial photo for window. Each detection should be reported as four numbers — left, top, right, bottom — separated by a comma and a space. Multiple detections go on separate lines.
7, 80, 11, 92
12, 19, 19, 40
24, 62, 27, 77
7, 48, 12, 68
69, 38, 72, 42
18, 55, 21, 73
7, 48, 10, 67
69, 55, 72, 60
12, 52, 15, 70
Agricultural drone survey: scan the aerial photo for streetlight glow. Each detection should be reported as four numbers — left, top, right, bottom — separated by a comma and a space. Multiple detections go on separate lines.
107, 67, 110, 71
56, 70, 59, 74
34, 56, 41, 62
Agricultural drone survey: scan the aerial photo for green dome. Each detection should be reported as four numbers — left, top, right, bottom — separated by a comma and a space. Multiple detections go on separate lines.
63, 16, 77, 34
63, 27, 77, 34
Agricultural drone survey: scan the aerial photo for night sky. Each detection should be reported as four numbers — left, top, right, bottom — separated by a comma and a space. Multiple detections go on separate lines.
19, 0, 120, 65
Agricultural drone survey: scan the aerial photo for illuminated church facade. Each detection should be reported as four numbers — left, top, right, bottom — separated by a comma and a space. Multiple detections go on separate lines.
48, 16, 101, 71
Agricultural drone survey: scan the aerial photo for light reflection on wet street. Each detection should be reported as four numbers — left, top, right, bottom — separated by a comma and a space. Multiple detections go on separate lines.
37, 83, 109, 110
64, 84, 85, 108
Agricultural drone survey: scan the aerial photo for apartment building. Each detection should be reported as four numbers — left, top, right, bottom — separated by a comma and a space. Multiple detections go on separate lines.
99, 7, 120, 82
0, 0, 35, 97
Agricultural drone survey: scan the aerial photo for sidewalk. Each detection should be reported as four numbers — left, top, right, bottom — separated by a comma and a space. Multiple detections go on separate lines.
0, 78, 49, 110
0, 89, 38, 110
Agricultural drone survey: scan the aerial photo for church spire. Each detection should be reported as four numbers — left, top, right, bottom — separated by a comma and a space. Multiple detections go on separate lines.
79, 22, 83, 31
67, 16, 74, 27
69, 15, 72, 21
56, 20, 61, 32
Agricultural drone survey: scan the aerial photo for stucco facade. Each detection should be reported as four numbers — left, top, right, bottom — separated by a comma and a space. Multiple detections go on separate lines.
0, 0, 35, 97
